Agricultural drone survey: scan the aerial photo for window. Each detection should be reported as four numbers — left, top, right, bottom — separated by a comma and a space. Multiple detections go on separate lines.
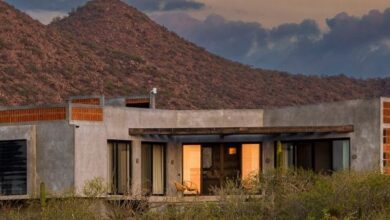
141, 143, 165, 195
332, 140, 350, 171
0, 140, 27, 196
277, 139, 350, 173
202, 147, 212, 169
228, 147, 237, 155
108, 141, 131, 195
241, 144, 261, 180
182, 145, 201, 195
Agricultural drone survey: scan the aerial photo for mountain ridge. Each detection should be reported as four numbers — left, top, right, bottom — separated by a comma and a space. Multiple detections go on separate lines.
0, 0, 389, 109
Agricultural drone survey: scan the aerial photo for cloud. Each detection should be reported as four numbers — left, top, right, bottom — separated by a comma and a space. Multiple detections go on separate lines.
6, 0, 204, 12
6, 0, 87, 11
25, 10, 68, 24
125, 0, 204, 11
5, 0, 390, 77
153, 9, 390, 77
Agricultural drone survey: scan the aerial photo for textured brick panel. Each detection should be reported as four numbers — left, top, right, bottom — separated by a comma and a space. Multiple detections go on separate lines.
0, 107, 66, 123
71, 98, 100, 105
383, 102, 390, 124
384, 128, 390, 174
71, 107, 103, 121
384, 102, 390, 109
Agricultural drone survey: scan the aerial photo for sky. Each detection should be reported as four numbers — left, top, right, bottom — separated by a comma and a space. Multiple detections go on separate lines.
5, 0, 390, 78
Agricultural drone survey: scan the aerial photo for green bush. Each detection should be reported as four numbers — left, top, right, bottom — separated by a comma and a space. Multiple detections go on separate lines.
1, 171, 390, 219
83, 177, 107, 197
141, 170, 390, 220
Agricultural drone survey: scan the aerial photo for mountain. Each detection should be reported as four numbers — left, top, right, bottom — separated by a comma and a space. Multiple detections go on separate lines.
0, 0, 151, 105
0, 0, 389, 109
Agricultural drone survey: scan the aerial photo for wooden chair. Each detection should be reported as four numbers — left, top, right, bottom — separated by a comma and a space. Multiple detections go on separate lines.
174, 181, 199, 195
184, 181, 199, 194
174, 181, 187, 193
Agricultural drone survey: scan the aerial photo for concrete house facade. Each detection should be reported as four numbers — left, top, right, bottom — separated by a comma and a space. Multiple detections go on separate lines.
0, 94, 389, 200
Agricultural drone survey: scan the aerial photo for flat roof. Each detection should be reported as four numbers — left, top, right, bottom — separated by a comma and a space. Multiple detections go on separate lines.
129, 125, 354, 136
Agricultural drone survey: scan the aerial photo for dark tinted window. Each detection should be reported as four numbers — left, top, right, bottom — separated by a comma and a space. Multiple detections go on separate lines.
0, 140, 27, 195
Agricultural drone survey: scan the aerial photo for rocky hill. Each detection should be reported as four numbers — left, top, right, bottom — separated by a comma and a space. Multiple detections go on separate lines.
0, 0, 389, 109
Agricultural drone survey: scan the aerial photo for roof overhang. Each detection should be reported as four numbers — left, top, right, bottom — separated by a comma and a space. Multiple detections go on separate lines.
129, 125, 354, 136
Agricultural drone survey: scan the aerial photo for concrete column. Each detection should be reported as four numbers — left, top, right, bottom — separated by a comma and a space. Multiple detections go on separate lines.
262, 141, 275, 172
349, 135, 360, 171
166, 141, 182, 196
28, 126, 37, 197
132, 139, 142, 196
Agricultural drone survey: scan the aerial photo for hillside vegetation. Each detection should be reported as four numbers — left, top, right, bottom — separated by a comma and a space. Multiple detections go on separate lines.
1, 0, 390, 109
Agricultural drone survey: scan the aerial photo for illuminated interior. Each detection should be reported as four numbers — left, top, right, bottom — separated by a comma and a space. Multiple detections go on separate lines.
228, 147, 237, 155
182, 145, 201, 194
182, 143, 261, 195
242, 144, 261, 180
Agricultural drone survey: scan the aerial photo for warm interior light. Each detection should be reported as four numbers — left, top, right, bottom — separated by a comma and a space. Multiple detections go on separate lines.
229, 147, 237, 155
183, 145, 201, 194
242, 144, 261, 179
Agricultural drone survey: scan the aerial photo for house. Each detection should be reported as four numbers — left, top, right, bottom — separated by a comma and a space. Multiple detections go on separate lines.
0, 93, 388, 199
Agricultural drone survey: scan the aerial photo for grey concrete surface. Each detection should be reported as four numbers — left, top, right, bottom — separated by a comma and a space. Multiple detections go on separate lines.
263, 98, 381, 171
36, 122, 75, 194
0, 97, 384, 200
0, 125, 36, 198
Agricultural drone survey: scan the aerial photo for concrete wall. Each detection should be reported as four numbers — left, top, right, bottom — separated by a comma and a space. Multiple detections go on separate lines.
263, 98, 381, 171
104, 107, 264, 129
73, 122, 107, 194
36, 122, 75, 194
0, 121, 75, 198
71, 107, 263, 195
0, 125, 36, 198
54, 98, 383, 197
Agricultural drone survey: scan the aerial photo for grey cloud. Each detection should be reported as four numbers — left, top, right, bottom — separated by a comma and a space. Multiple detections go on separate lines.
159, 0, 204, 11
153, 9, 390, 77
6, 0, 87, 11
126, 0, 204, 11
6, 0, 204, 12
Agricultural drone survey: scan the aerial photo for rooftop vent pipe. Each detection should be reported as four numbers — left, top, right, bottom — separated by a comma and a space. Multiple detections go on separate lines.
150, 88, 157, 109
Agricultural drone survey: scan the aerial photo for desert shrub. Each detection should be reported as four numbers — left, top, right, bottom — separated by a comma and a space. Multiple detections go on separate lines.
25, 63, 39, 73
83, 177, 107, 197
0, 39, 6, 50
40, 197, 97, 220
109, 50, 145, 64
2, 171, 390, 219
140, 170, 390, 220
107, 199, 149, 220
283, 171, 390, 219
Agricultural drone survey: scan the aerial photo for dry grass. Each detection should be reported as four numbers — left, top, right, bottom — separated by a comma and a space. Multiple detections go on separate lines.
1, 171, 390, 220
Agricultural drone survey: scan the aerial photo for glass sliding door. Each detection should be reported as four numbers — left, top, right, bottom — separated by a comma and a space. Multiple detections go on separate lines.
183, 145, 201, 195
278, 143, 295, 170
141, 143, 165, 195
152, 144, 165, 195
242, 144, 261, 180
141, 143, 152, 194
108, 141, 131, 195
277, 139, 350, 173
332, 140, 350, 171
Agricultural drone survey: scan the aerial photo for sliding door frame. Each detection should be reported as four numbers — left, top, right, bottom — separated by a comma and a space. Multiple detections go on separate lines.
273, 138, 351, 171
182, 142, 263, 195
107, 140, 131, 195
142, 142, 167, 196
